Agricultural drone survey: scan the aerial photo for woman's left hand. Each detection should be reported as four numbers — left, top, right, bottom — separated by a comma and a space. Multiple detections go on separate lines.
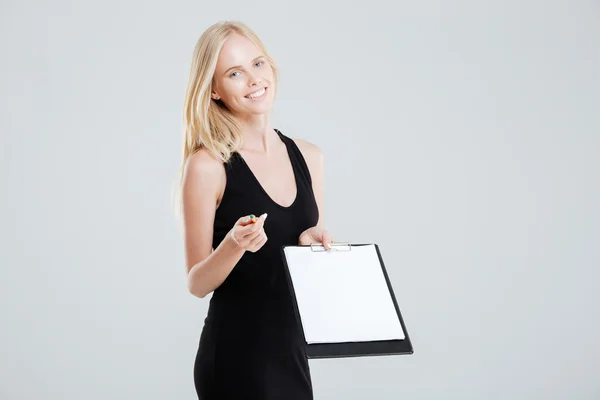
298, 226, 333, 251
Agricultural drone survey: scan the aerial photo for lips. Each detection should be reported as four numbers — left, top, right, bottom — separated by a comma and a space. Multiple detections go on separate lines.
245, 87, 267, 99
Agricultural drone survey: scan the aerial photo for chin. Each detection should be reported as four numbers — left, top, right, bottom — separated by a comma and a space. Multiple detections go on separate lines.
247, 107, 273, 117
245, 101, 274, 115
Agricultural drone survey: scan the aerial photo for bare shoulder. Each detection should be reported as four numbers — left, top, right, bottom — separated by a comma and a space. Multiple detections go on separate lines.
292, 138, 323, 165
184, 147, 224, 177
182, 147, 226, 208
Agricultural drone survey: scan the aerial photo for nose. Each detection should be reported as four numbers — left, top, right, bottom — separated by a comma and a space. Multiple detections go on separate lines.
247, 71, 262, 87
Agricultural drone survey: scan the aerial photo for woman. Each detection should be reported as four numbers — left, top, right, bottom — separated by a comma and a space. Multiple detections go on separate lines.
178, 21, 334, 399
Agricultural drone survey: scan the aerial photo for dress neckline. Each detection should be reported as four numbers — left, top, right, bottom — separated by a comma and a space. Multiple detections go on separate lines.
235, 129, 300, 210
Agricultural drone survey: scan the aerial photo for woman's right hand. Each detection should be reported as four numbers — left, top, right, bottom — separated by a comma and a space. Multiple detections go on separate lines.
228, 213, 268, 253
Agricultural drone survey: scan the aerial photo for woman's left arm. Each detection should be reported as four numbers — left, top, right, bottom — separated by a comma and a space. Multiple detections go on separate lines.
293, 138, 333, 250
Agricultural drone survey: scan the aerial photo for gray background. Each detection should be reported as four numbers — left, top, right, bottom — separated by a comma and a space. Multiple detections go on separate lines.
1, 0, 599, 399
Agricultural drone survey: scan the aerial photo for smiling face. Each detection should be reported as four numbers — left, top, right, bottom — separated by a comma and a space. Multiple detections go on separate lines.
211, 33, 275, 118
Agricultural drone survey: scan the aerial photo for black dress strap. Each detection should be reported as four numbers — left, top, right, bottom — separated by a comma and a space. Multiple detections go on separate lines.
275, 129, 313, 187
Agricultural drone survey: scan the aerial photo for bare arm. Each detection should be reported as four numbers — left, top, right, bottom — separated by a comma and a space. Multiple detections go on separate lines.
181, 150, 245, 299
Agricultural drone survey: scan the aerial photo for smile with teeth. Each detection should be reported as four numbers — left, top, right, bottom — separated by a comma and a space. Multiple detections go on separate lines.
245, 87, 267, 99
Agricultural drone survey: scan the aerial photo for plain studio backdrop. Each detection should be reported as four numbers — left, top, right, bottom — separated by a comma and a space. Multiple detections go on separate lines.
1, 0, 599, 399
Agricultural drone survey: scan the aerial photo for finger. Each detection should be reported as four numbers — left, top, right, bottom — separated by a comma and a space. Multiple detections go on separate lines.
249, 230, 268, 249
240, 213, 267, 236
241, 218, 264, 238
238, 214, 256, 227
322, 230, 333, 250
257, 234, 268, 250
250, 231, 267, 246
245, 226, 265, 244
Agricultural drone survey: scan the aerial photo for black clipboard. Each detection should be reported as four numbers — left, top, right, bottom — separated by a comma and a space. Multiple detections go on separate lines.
281, 243, 413, 359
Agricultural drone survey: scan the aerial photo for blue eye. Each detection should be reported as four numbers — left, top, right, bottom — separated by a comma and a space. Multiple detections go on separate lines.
229, 60, 264, 78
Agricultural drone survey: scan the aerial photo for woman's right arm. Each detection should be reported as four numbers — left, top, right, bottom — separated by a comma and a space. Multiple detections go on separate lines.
181, 150, 244, 299
181, 150, 268, 298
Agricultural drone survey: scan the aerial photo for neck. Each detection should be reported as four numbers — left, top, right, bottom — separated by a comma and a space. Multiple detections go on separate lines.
237, 114, 278, 154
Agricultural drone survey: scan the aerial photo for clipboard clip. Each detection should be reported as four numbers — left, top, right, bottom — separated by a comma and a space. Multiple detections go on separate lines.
310, 242, 352, 252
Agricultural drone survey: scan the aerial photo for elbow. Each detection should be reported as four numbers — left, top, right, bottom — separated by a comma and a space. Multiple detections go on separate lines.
187, 274, 210, 299
193, 291, 208, 299
187, 277, 208, 299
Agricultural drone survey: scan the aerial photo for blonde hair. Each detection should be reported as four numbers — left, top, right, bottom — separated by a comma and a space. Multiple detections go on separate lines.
173, 21, 279, 217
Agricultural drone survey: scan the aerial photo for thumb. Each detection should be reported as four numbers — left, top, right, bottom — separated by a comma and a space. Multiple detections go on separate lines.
239, 214, 256, 226
322, 230, 333, 250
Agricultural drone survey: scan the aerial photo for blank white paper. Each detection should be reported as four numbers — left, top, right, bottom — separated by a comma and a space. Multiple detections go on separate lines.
283, 244, 405, 344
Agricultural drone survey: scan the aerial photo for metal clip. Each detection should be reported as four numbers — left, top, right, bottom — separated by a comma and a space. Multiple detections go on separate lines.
310, 242, 352, 252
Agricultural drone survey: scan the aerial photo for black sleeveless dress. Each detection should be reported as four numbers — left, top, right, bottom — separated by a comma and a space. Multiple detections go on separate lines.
193, 129, 317, 399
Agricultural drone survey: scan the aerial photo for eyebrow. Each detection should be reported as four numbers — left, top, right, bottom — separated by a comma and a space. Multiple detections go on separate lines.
223, 56, 264, 76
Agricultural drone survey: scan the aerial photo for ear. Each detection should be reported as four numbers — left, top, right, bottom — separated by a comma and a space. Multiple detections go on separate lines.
210, 90, 220, 100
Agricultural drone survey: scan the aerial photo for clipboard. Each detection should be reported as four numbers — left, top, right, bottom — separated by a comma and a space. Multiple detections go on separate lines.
281, 242, 413, 359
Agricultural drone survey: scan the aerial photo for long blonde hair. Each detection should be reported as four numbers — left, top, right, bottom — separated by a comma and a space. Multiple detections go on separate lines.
173, 21, 279, 217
